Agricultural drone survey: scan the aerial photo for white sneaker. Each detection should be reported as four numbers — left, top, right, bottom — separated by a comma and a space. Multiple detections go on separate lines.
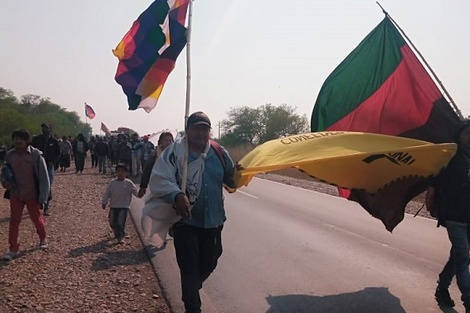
39, 240, 48, 250
2, 251, 18, 261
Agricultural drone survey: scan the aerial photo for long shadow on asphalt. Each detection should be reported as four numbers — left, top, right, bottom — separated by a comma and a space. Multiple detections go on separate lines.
265, 287, 458, 313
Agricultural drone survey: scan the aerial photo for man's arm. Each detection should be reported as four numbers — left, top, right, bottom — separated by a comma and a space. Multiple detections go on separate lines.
140, 154, 157, 188
221, 145, 237, 190
36, 154, 51, 205
53, 139, 61, 162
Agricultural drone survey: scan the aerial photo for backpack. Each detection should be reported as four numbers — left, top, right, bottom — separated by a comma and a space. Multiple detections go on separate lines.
209, 140, 226, 170
210, 140, 236, 192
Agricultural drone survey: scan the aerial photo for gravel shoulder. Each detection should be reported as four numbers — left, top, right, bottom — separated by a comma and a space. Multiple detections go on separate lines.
0, 161, 170, 313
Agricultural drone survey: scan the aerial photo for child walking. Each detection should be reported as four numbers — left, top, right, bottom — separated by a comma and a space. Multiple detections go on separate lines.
101, 164, 139, 244
1, 129, 50, 260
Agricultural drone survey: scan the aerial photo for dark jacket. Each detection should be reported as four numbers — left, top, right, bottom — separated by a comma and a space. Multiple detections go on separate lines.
72, 139, 89, 154
31, 134, 60, 165
94, 141, 109, 156
436, 150, 470, 223
118, 142, 132, 161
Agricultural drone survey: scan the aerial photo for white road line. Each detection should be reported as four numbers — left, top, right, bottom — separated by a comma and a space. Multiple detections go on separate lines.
237, 190, 258, 199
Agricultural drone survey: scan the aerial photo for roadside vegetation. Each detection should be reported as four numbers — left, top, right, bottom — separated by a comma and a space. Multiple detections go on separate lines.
0, 87, 91, 147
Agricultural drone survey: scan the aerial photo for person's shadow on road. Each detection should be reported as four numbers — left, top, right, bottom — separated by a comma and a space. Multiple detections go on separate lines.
265, 287, 459, 313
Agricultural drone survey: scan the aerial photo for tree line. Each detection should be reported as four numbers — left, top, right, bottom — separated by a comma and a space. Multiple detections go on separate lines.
0, 87, 310, 149
0, 87, 91, 147
219, 103, 310, 146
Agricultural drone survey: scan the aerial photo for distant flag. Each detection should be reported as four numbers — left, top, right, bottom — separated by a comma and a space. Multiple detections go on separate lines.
311, 16, 460, 143
310, 15, 462, 230
101, 122, 112, 136
113, 0, 190, 113
117, 127, 130, 135
85, 103, 96, 119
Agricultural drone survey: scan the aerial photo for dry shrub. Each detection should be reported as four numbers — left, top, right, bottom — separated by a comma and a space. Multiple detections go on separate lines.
225, 143, 255, 163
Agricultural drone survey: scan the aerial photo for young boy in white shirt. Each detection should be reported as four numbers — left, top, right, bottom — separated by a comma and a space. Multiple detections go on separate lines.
101, 164, 139, 243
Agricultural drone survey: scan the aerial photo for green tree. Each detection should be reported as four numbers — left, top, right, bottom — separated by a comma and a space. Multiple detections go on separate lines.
258, 104, 309, 143
220, 104, 309, 146
221, 106, 262, 145
0, 88, 92, 145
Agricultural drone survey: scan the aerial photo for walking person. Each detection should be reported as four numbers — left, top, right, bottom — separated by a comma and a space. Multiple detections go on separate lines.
31, 123, 60, 216
130, 133, 142, 177
72, 133, 88, 173
89, 136, 98, 168
95, 137, 109, 174
138, 132, 174, 198
135, 135, 155, 169
58, 135, 72, 172
429, 120, 470, 312
117, 135, 132, 170
101, 164, 139, 243
149, 112, 236, 313
1, 129, 50, 260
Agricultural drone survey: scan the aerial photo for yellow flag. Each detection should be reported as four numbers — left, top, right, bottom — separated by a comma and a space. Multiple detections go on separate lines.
235, 131, 456, 193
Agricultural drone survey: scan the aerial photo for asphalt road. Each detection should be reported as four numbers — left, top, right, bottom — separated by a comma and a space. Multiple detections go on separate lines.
131, 178, 462, 313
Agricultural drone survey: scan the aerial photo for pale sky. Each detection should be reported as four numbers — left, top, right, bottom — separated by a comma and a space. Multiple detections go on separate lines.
1, 0, 469, 137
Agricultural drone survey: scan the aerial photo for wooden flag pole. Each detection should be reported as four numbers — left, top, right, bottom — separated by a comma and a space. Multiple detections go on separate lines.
376, 2, 464, 119
181, 0, 194, 194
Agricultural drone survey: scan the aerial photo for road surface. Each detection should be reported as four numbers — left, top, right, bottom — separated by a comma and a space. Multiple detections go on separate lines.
131, 178, 461, 313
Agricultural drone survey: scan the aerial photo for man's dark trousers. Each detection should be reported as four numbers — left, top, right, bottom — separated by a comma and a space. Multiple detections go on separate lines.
173, 224, 223, 313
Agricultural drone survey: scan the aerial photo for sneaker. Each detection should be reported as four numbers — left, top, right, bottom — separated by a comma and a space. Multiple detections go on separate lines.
117, 237, 125, 244
2, 251, 18, 261
43, 210, 51, 216
435, 286, 455, 307
39, 240, 48, 250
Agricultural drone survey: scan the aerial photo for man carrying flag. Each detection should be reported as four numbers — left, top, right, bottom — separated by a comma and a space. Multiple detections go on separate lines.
150, 112, 237, 313
310, 12, 464, 310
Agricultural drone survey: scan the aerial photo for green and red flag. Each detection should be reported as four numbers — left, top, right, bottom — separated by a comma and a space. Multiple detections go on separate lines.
311, 16, 460, 143
310, 16, 461, 231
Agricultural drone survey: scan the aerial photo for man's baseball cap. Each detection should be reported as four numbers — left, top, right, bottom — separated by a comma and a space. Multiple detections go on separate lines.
41, 123, 52, 129
186, 111, 211, 128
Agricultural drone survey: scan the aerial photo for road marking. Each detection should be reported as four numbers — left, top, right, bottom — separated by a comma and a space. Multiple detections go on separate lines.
237, 190, 258, 199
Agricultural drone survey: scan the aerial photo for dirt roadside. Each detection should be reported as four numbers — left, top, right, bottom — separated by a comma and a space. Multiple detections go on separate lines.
0, 162, 171, 313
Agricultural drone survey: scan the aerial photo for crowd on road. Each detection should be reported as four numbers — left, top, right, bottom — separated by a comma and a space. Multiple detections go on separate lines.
3, 113, 470, 313
0, 111, 239, 313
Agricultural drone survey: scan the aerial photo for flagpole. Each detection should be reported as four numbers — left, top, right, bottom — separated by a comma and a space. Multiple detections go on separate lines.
84, 102, 88, 125
376, 2, 464, 119
181, 0, 194, 194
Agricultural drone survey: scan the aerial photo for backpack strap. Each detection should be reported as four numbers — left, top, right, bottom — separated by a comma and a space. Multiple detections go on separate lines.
209, 140, 226, 170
